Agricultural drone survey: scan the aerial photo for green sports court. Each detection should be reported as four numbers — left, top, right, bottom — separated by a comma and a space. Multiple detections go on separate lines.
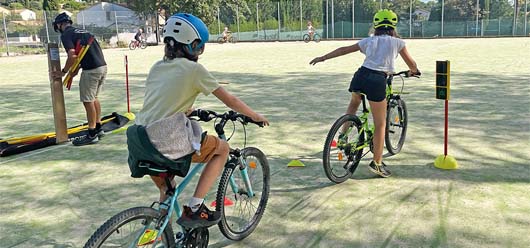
1, 36, 529, 247
2, 1, 530, 247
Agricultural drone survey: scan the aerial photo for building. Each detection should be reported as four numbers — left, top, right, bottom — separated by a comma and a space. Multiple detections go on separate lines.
0, 6, 10, 16
76, 1, 140, 29
11, 9, 36, 21
414, 8, 431, 22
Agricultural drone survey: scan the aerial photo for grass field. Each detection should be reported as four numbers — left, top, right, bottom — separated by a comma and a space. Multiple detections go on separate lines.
1, 37, 529, 248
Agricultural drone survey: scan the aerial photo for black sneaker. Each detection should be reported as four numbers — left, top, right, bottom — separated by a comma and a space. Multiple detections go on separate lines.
368, 161, 392, 178
72, 134, 99, 146
177, 203, 221, 229
96, 128, 105, 139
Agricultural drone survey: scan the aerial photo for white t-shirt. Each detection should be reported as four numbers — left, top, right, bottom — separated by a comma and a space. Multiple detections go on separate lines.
136, 58, 220, 126
357, 35, 406, 73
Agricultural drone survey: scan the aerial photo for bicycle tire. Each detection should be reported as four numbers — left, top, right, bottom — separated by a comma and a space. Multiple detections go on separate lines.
385, 97, 408, 155
83, 207, 175, 248
216, 147, 270, 241
303, 34, 310, 43
128, 41, 136, 50
314, 34, 321, 43
323, 114, 364, 183
140, 41, 147, 49
217, 37, 225, 44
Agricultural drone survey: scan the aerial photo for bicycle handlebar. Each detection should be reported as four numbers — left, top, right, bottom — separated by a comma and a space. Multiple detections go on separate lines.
189, 109, 264, 127
393, 70, 421, 78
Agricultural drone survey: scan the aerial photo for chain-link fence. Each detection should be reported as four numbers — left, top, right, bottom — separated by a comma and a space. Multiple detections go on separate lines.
1, 1, 529, 56
210, 0, 528, 41
1, 8, 158, 56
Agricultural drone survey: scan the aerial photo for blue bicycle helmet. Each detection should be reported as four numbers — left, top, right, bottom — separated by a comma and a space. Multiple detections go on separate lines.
163, 13, 209, 53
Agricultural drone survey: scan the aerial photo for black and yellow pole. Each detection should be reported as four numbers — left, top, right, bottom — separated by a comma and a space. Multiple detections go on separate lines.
434, 60, 458, 169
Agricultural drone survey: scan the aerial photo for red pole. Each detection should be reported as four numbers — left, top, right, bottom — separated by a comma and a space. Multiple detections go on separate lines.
444, 99, 448, 156
125, 55, 130, 113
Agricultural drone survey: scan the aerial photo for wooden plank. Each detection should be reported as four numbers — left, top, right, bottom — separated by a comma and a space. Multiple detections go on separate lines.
47, 43, 68, 143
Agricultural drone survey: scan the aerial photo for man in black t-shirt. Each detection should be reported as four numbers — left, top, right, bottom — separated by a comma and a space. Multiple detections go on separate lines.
52, 13, 107, 146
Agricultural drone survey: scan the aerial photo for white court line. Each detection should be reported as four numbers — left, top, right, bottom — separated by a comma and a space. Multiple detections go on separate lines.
0, 143, 69, 165
0, 106, 85, 122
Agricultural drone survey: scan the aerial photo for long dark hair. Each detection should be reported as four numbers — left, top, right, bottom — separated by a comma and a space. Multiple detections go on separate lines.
163, 38, 202, 62
373, 27, 400, 38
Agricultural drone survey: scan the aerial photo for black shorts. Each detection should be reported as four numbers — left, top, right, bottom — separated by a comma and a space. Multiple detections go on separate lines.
348, 66, 388, 102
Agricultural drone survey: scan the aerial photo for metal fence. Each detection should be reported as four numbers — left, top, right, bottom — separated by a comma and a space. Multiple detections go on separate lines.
210, 0, 529, 41
1, 9, 156, 56
1, 1, 529, 56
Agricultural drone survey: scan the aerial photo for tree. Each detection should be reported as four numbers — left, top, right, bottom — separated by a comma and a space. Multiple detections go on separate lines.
43, 0, 59, 11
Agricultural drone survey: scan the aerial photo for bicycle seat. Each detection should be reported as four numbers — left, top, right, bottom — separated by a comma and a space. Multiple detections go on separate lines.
126, 125, 192, 178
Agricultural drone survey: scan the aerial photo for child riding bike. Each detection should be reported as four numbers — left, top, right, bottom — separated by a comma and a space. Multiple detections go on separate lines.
310, 9, 420, 178
307, 21, 315, 40
129, 13, 269, 229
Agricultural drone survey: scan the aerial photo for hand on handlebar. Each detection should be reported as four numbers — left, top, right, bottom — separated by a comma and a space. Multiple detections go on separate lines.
250, 113, 269, 127
408, 69, 421, 78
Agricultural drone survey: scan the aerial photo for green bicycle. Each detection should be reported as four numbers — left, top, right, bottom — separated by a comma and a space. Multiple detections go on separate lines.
322, 70, 420, 183
83, 109, 270, 247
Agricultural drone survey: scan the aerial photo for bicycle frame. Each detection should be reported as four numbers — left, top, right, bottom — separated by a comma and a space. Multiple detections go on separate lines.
139, 120, 256, 245
343, 76, 402, 152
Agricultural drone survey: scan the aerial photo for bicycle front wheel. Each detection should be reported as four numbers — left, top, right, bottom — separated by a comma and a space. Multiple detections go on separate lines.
314, 34, 321, 43
216, 147, 270, 241
385, 97, 408, 155
83, 207, 175, 248
140, 41, 147, 49
323, 114, 364, 183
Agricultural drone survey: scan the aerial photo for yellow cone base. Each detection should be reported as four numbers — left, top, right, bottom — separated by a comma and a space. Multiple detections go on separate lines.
434, 154, 458, 170
123, 112, 136, 121
287, 159, 305, 167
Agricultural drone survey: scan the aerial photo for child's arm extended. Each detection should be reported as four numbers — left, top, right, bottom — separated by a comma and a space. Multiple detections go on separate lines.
212, 87, 270, 126
309, 43, 360, 65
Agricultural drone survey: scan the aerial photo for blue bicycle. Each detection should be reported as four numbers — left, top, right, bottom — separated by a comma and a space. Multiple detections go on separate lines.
83, 109, 270, 247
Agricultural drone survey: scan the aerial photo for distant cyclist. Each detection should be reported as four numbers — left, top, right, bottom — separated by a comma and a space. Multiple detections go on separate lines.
307, 21, 315, 40
134, 28, 143, 45
310, 9, 420, 178
222, 26, 231, 42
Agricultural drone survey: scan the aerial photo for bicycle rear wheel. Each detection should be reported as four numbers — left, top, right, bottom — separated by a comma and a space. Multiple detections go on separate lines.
323, 114, 364, 183
385, 97, 408, 155
83, 207, 175, 248
303, 34, 310, 43
216, 147, 270, 241
128, 41, 136, 50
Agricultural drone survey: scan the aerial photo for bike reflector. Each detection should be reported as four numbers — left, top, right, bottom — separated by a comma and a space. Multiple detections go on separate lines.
137, 229, 159, 246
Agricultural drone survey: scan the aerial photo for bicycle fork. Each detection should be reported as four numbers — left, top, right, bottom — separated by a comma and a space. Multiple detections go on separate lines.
228, 150, 255, 198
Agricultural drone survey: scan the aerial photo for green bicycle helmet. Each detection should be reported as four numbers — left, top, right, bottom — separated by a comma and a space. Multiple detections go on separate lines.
373, 9, 398, 29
